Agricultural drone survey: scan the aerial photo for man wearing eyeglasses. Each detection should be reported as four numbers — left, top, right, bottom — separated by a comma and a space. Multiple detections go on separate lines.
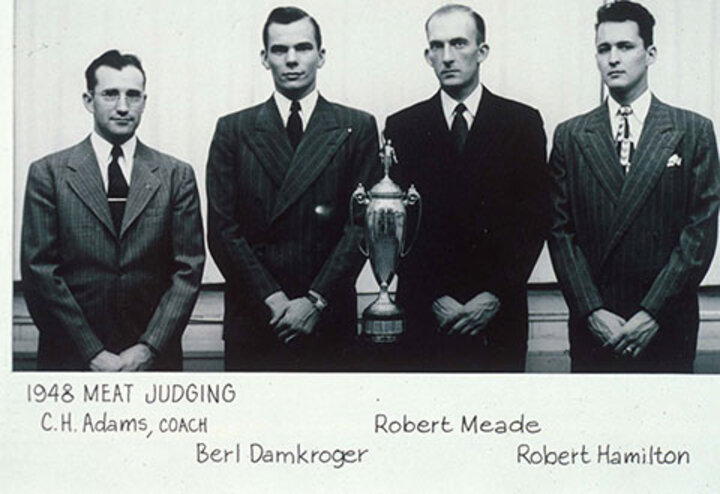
21, 50, 205, 371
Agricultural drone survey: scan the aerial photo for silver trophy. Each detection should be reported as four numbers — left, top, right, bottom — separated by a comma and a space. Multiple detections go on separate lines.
351, 139, 421, 343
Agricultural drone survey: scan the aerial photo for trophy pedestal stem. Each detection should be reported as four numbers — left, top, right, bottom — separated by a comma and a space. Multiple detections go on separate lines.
361, 286, 405, 344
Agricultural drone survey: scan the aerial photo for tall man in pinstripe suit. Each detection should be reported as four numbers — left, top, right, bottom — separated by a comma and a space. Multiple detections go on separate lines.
206, 7, 379, 370
21, 50, 205, 371
548, 1, 720, 372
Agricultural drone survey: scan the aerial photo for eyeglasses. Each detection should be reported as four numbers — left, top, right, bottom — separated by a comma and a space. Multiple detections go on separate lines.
92, 89, 145, 106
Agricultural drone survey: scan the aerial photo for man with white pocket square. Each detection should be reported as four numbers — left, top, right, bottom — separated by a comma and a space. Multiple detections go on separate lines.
548, 1, 720, 372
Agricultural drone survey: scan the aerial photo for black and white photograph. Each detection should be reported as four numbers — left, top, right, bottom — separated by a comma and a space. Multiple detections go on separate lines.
2, 0, 720, 492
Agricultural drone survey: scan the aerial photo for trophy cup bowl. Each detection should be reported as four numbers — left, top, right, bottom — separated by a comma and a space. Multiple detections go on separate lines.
351, 140, 421, 343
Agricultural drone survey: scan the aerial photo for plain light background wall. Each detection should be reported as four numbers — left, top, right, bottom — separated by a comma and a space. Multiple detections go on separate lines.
13, 0, 720, 288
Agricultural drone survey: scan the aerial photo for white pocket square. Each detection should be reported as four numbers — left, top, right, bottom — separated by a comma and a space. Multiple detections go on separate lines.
666, 154, 682, 167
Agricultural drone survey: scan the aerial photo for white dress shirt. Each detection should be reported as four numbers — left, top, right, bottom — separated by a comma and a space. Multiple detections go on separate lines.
440, 83, 484, 130
90, 132, 136, 190
607, 89, 652, 147
274, 89, 320, 131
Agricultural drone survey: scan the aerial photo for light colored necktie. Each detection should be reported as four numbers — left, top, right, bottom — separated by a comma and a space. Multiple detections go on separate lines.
616, 106, 634, 174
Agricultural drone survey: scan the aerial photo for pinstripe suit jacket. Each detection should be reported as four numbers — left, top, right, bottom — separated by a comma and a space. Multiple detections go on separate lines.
206, 96, 379, 352
548, 97, 720, 370
21, 137, 205, 370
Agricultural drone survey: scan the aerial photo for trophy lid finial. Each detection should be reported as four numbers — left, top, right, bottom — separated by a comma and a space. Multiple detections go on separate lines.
381, 138, 397, 178
371, 137, 403, 198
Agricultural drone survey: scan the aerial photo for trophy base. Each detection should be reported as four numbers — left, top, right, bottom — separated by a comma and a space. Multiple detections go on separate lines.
361, 301, 405, 344
361, 318, 405, 344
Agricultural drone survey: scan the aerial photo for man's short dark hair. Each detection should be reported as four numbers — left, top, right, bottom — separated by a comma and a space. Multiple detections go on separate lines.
85, 50, 146, 91
262, 6, 322, 49
425, 4, 486, 45
596, 1, 655, 47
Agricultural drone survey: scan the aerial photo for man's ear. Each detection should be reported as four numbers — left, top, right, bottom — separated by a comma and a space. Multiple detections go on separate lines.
476, 42, 490, 64
645, 44, 657, 67
82, 92, 94, 114
260, 49, 270, 70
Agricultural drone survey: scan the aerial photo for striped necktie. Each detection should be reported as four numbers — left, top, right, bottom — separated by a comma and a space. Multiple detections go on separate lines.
616, 106, 634, 174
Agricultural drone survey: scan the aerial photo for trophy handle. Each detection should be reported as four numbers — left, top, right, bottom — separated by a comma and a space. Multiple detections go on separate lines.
401, 184, 421, 258
351, 183, 370, 257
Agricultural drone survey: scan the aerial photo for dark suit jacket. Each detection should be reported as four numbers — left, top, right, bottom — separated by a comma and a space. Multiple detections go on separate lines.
384, 88, 549, 371
548, 97, 720, 372
21, 138, 205, 371
206, 95, 379, 369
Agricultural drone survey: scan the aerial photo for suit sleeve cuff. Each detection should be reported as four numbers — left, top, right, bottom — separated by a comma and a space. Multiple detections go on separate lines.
258, 281, 284, 305
577, 297, 605, 321
138, 340, 159, 356
639, 301, 661, 322
307, 290, 329, 311
85, 345, 107, 365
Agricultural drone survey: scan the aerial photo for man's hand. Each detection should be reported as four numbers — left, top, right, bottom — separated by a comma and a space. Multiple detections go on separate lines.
449, 292, 501, 336
587, 308, 626, 346
265, 291, 290, 326
432, 296, 463, 331
89, 350, 123, 372
118, 344, 155, 371
276, 297, 320, 344
611, 310, 660, 358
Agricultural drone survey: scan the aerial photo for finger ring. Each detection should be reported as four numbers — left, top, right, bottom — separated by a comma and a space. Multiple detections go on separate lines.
624, 347, 633, 354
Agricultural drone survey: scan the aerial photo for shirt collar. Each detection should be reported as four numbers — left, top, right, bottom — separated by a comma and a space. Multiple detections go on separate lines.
440, 84, 483, 128
90, 131, 137, 165
273, 89, 319, 128
607, 89, 652, 125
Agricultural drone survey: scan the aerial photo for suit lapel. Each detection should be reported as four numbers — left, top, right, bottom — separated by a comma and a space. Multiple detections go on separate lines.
417, 90, 511, 169
425, 93, 454, 164
245, 98, 294, 187
270, 96, 351, 223
463, 89, 506, 164
577, 104, 624, 203
120, 141, 161, 238
600, 97, 682, 265
65, 137, 116, 236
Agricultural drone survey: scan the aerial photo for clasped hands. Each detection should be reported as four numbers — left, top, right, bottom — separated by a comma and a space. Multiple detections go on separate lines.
89, 344, 154, 372
265, 291, 320, 344
432, 292, 500, 336
587, 308, 659, 358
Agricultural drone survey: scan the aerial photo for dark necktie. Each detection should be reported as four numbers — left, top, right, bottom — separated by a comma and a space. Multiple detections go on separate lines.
107, 145, 129, 233
287, 100, 303, 150
451, 102, 468, 154
616, 106, 634, 174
